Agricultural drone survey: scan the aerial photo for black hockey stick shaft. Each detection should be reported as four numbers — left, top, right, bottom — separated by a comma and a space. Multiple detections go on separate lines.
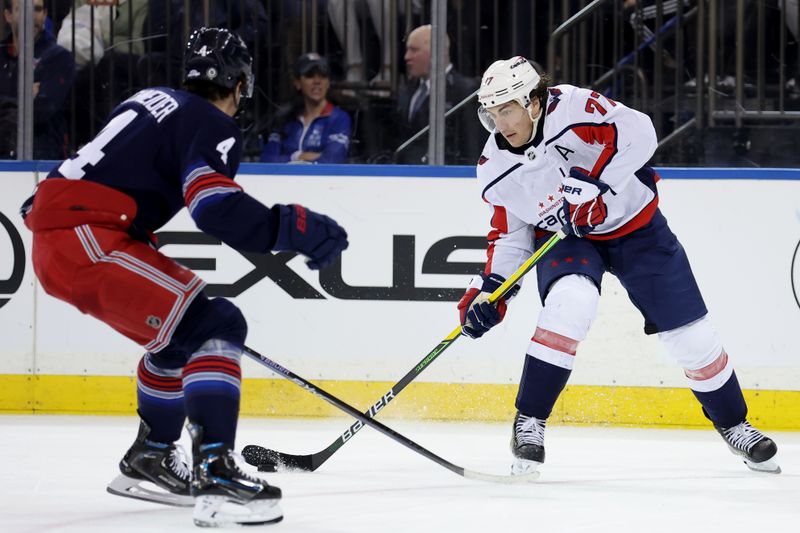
242, 228, 567, 471
241, 346, 539, 484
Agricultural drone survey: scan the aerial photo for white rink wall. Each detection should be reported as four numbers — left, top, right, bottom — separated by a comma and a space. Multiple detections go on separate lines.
1, 164, 800, 391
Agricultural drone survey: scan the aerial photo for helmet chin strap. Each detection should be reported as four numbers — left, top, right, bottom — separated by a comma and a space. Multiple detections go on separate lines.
525, 104, 542, 143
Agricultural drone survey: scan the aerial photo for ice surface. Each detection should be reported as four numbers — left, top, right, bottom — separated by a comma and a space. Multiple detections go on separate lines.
3, 415, 798, 532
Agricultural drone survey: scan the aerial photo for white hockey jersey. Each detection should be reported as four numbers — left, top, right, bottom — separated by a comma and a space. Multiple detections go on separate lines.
475, 84, 660, 281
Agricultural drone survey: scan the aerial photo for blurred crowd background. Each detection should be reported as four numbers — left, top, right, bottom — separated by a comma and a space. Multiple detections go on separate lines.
3, 0, 800, 167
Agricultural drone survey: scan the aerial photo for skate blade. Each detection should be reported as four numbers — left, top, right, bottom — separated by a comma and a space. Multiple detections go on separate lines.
107, 474, 194, 507
193, 494, 283, 527
511, 458, 542, 476
743, 457, 782, 474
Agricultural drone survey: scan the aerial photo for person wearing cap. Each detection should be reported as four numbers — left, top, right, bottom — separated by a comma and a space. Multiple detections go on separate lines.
260, 52, 352, 163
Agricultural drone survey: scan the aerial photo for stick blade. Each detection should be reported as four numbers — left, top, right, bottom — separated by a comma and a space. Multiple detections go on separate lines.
241, 444, 316, 472
462, 468, 541, 485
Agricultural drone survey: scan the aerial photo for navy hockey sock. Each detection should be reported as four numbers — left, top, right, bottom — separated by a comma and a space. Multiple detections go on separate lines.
692, 371, 748, 428
182, 339, 242, 448
515, 355, 571, 420
136, 353, 186, 443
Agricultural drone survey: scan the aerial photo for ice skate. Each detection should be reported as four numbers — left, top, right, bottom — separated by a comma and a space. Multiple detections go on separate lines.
715, 420, 781, 474
510, 411, 546, 475
107, 418, 194, 507
189, 425, 282, 527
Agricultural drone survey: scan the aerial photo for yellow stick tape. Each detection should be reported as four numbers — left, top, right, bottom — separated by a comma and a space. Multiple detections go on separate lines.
1, 375, 798, 430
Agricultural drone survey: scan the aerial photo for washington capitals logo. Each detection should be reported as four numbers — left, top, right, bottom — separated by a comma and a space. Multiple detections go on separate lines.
547, 88, 563, 115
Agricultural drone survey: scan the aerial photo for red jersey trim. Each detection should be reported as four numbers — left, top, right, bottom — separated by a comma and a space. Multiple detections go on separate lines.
485, 205, 510, 273
684, 351, 729, 381
183, 173, 242, 205
532, 327, 578, 356
588, 194, 659, 241
570, 123, 619, 178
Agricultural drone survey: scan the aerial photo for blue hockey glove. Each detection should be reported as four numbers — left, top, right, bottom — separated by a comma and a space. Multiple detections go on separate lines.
273, 204, 349, 270
560, 167, 611, 238
458, 273, 520, 339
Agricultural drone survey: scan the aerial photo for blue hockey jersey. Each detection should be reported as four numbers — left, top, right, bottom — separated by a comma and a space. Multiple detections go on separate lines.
47, 87, 278, 252
260, 101, 351, 163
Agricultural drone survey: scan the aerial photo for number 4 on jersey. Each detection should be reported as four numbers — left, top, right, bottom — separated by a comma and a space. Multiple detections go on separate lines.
216, 137, 236, 164
59, 109, 138, 179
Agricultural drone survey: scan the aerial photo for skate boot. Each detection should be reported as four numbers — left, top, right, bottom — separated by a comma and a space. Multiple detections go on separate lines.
189, 424, 282, 527
715, 420, 781, 474
510, 411, 546, 475
106, 417, 194, 506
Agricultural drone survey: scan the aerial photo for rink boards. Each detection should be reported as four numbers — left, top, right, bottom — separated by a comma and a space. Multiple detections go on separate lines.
1, 162, 799, 429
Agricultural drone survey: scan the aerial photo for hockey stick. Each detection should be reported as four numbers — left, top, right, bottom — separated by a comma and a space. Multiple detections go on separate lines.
242, 227, 568, 472
242, 345, 540, 484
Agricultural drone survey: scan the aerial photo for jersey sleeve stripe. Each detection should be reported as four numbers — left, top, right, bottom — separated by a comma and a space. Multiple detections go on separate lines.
545, 121, 619, 179
570, 123, 619, 178
184, 174, 241, 200
186, 186, 242, 216
182, 164, 216, 192
485, 205, 509, 273
183, 173, 243, 216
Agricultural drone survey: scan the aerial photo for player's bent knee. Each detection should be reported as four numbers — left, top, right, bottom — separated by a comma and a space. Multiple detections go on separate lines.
658, 316, 732, 391
165, 296, 248, 355
658, 315, 722, 369
205, 298, 248, 346
537, 274, 599, 342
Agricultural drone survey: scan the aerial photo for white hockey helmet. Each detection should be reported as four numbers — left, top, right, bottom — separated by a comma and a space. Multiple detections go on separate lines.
477, 56, 541, 132
478, 56, 541, 109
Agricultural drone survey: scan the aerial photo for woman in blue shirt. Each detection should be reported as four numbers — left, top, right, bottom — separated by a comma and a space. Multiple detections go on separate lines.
260, 53, 352, 163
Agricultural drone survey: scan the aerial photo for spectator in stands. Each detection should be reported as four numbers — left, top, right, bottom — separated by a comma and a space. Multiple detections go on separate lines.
0, 0, 74, 159
327, 0, 421, 84
56, 0, 148, 69
260, 52, 352, 164
56, 0, 149, 148
394, 24, 485, 165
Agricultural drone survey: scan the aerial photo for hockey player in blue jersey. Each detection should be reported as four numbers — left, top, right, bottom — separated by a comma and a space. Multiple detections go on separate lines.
22, 28, 348, 526
458, 57, 780, 476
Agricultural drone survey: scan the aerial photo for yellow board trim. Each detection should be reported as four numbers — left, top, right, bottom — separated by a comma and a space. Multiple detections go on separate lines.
1, 374, 799, 430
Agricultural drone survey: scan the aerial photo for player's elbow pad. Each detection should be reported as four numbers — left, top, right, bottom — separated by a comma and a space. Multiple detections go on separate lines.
192, 193, 279, 254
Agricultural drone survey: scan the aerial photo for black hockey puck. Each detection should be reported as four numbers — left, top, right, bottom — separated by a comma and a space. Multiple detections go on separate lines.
257, 462, 278, 473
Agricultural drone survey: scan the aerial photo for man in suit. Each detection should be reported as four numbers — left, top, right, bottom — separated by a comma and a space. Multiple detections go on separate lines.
395, 24, 485, 165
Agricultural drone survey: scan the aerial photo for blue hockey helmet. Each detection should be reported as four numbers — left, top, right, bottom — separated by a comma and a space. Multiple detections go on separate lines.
183, 27, 254, 98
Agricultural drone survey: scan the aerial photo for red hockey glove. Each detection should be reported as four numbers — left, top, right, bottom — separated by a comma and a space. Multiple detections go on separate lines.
458, 273, 519, 339
560, 167, 611, 238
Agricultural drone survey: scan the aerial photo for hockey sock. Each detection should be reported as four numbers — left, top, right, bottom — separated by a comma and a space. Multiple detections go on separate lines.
515, 355, 572, 420
182, 339, 242, 448
136, 353, 186, 443
692, 371, 748, 428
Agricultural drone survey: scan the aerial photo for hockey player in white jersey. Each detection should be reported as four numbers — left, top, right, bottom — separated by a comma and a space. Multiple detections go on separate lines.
459, 56, 780, 475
